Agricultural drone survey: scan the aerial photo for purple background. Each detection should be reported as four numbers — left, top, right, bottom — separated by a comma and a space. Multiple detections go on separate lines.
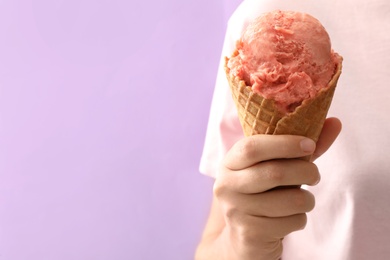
0, 0, 242, 259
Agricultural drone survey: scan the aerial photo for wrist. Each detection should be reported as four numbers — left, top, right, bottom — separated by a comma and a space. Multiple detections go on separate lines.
195, 230, 229, 260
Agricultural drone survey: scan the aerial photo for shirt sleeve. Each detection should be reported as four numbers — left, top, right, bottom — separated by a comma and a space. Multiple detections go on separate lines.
198, 4, 249, 178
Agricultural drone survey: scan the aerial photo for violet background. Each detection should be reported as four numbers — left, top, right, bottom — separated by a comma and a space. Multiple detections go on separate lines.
0, 0, 242, 259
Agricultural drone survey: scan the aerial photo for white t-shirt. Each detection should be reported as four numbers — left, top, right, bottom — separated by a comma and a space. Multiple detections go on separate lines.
200, 0, 390, 259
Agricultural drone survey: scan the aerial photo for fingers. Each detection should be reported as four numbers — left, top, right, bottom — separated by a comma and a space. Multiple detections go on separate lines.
213, 133, 324, 258
216, 158, 320, 194
231, 213, 308, 241
227, 188, 315, 218
223, 135, 316, 170
312, 117, 342, 161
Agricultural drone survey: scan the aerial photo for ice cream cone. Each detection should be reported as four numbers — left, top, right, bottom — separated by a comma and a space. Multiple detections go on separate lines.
226, 56, 343, 143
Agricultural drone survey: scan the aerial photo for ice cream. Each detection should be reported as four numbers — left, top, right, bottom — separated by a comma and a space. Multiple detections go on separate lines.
225, 10, 343, 145
227, 10, 342, 114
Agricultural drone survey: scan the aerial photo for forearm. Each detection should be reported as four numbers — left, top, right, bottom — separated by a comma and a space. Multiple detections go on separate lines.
195, 235, 222, 260
195, 196, 227, 260
196, 228, 234, 260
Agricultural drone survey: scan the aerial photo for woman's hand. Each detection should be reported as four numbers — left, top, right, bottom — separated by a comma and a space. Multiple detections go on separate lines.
196, 118, 342, 260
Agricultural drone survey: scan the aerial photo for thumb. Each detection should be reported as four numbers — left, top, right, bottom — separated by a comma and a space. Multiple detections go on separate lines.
311, 117, 342, 161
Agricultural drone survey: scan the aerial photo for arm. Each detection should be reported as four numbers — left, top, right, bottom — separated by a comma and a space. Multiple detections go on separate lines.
195, 118, 342, 260
195, 197, 226, 260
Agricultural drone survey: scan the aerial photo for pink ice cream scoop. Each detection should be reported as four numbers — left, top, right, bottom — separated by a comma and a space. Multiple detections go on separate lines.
227, 10, 342, 113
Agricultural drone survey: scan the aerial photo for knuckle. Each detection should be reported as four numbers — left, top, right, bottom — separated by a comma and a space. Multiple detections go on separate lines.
213, 180, 226, 198
235, 223, 283, 259
236, 224, 263, 246
223, 207, 247, 231
262, 162, 285, 184
225, 206, 240, 221
213, 167, 234, 198
268, 167, 285, 183
237, 137, 258, 158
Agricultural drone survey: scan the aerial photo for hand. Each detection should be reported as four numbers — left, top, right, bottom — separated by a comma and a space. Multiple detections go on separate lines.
212, 118, 342, 260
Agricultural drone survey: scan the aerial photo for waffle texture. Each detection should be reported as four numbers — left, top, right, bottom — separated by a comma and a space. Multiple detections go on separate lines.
226, 57, 343, 143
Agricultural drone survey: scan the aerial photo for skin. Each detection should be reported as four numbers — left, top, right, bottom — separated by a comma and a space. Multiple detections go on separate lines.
195, 118, 342, 260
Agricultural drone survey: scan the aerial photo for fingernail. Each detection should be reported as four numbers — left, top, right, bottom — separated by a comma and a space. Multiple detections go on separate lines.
300, 138, 316, 153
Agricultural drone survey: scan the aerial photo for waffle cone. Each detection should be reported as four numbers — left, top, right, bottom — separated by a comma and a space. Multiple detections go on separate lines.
226, 58, 342, 144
